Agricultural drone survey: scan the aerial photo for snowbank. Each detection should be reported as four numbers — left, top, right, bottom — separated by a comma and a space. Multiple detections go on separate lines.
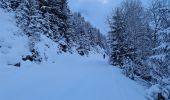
0, 9, 30, 67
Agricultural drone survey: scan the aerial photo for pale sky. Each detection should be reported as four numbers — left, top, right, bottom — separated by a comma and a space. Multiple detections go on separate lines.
68, 0, 150, 34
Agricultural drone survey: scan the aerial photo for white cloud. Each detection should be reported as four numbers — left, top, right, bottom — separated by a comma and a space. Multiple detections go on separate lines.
99, 0, 109, 4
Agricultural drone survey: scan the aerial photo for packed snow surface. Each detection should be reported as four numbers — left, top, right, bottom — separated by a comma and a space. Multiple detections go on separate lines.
0, 54, 147, 100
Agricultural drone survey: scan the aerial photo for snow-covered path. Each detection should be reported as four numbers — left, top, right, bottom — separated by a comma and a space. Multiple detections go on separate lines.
0, 7, 147, 100
0, 54, 146, 100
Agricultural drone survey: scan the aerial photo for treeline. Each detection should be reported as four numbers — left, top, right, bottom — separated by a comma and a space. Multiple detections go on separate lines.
0, 0, 107, 57
107, 0, 170, 99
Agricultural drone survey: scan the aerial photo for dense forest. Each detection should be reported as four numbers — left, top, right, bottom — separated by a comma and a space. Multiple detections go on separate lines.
0, 0, 170, 100
107, 0, 170, 99
0, 0, 107, 61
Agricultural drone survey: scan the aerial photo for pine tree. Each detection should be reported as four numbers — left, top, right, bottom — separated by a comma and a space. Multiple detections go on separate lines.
107, 8, 126, 66
58, 0, 75, 52
16, 0, 42, 62
148, 0, 170, 82
107, 0, 153, 80
0, 0, 21, 10
71, 12, 106, 55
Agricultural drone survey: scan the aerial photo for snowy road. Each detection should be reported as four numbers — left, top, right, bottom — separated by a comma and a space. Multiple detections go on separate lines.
0, 54, 146, 100
0, 5, 146, 100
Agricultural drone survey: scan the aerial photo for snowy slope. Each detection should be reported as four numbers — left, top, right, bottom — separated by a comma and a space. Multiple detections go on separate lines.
0, 9, 30, 67
0, 8, 147, 100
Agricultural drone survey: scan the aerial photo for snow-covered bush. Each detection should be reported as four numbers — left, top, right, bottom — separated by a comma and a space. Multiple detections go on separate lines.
147, 79, 170, 100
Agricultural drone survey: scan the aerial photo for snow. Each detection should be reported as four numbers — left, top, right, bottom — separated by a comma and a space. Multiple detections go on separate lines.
146, 84, 170, 100
0, 54, 147, 100
154, 43, 170, 50
0, 9, 30, 67
150, 54, 166, 61
146, 84, 161, 100
0, 8, 147, 100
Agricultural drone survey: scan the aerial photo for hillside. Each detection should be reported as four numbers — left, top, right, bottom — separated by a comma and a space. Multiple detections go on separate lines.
0, 8, 147, 100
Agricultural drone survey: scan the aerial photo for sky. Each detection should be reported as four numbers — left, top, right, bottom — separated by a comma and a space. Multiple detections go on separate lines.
68, 0, 149, 34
